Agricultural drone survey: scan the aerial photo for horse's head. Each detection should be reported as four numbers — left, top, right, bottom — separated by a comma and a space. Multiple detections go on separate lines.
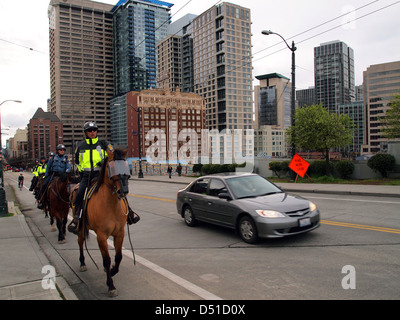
106, 146, 131, 199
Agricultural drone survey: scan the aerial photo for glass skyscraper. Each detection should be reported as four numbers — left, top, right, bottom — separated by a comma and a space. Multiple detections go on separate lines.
110, 0, 173, 147
112, 0, 173, 96
314, 41, 355, 113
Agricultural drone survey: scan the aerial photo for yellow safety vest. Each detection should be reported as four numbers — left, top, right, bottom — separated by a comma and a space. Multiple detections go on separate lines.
76, 136, 107, 172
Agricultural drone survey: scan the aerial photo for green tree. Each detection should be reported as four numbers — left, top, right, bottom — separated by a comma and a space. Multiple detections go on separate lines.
286, 104, 354, 175
380, 90, 400, 140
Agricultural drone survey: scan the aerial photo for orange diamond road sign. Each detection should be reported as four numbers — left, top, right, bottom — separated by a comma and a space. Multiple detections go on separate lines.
289, 154, 310, 178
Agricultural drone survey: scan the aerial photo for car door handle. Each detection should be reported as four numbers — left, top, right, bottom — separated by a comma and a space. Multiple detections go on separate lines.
208, 202, 213, 206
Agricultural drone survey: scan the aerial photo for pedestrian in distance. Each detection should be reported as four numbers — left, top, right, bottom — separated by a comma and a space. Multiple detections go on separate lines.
176, 163, 182, 176
167, 165, 172, 179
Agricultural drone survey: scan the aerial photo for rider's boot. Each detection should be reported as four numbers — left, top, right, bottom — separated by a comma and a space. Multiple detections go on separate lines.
127, 206, 140, 225
67, 204, 81, 234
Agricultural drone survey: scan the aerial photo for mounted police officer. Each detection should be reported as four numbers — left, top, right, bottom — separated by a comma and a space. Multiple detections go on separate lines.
68, 121, 139, 234
29, 156, 46, 192
68, 122, 109, 233
37, 145, 71, 209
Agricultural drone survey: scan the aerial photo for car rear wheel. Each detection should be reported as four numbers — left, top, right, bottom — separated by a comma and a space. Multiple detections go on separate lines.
183, 206, 196, 227
239, 216, 258, 244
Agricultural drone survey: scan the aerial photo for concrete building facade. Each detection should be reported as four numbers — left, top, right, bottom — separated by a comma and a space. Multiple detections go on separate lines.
362, 61, 400, 154
48, 0, 114, 153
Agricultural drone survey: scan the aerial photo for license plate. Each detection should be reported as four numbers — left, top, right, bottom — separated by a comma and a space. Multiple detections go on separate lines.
299, 218, 311, 227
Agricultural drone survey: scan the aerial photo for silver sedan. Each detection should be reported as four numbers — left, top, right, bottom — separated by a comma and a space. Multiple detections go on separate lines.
176, 173, 320, 244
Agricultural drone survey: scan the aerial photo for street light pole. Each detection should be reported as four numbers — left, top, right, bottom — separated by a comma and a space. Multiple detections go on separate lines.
261, 30, 297, 179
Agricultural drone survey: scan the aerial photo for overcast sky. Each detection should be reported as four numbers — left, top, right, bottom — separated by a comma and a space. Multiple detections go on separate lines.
1, 0, 399, 146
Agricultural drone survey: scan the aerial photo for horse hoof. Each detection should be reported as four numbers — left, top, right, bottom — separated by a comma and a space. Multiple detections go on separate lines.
108, 289, 118, 297
51, 226, 56, 232
80, 266, 87, 272
58, 240, 66, 244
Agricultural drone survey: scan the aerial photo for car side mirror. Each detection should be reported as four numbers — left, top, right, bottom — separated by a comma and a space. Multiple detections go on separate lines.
218, 193, 232, 201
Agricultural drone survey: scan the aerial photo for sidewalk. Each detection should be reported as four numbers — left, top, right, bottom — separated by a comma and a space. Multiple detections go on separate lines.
0, 185, 78, 300
130, 174, 400, 198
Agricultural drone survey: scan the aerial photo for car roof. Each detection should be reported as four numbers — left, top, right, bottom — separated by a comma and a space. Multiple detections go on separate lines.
199, 172, 257, 180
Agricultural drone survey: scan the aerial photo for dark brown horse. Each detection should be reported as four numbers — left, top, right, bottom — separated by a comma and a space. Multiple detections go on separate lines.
47, 174, 71, 244
71, 147, 130, 297
34, 176, 50, 218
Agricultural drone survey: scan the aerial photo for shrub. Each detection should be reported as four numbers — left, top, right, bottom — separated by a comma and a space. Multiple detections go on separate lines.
308, 160, 334, 177
269, 161, 282, 177
336, 160, 355, 179
281, 160, 291, 173
367, 153, 396, 178
192, 164, 203, 174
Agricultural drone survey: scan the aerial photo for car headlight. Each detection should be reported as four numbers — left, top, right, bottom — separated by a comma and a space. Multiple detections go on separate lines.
309, 201, 317, 212
256, 210, 285, 218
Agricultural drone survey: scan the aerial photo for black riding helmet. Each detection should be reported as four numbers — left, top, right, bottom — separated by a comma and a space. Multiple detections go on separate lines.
57, 144, 66, 151
84, 121, 98, 132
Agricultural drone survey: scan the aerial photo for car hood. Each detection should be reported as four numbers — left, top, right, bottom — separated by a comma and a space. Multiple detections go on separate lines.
234, 193, 310, 212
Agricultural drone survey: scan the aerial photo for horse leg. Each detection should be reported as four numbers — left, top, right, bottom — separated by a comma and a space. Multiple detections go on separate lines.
97, 234, 118, 297
78, 234, 87, 272
56, 217, 66, 244
111, 232, 124, 277
50, 215, 57, 232
62, 216, 68, 235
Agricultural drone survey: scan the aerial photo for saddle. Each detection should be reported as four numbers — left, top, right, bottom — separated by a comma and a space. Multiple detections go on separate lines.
70, 181, 140, 225
70, 181, 98, 215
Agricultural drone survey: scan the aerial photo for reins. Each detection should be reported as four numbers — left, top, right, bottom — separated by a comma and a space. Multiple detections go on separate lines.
50, 178, 70, 204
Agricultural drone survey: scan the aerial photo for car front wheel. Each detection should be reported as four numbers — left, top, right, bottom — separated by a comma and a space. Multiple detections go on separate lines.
239, 216, 258, 244
183, 206, 196, 227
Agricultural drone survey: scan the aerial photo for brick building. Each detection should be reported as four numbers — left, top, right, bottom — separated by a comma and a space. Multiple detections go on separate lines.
27, 108, 64, 161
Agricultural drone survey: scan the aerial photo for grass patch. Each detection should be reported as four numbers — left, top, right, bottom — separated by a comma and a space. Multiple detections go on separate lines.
268, 176, 400, 186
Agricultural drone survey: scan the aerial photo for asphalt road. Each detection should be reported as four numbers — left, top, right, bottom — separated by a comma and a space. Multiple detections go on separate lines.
6, 171, 400, 301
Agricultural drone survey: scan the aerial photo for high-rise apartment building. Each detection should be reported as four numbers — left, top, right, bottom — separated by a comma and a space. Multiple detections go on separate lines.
112, 0, 173, 96
48, 0, 114, 152
157, 34, 182, 91
362, 61, 400, 154
338, 101, 364, 155
254, 73, 292, 129
157, 14, 197, 93
314, 41, 355, 113
192, 2, 253, 132
296, 87, 316, 108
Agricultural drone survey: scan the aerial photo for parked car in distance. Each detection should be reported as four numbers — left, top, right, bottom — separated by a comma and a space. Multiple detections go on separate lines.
176, 173, 320, 244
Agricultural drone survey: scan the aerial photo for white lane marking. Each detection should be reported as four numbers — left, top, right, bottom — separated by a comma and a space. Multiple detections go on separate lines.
69, 215, 222, 300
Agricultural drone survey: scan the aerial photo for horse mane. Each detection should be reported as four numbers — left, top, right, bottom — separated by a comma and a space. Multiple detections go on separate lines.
93, 148, 126, 193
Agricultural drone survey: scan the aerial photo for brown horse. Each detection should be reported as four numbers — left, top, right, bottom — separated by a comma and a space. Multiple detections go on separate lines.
47, 174, 71, 244
34, 176, 50, 218
72, 147, 130, 297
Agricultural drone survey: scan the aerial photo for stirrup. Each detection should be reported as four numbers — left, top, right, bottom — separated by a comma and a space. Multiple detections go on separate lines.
67, 219, 79, 234
127, 207, 140, 225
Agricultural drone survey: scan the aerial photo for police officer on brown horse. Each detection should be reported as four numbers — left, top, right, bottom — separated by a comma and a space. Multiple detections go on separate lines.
68, 121, 139, 234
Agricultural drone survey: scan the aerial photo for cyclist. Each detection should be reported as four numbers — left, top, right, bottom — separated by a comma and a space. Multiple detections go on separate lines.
18, 173, 24, 190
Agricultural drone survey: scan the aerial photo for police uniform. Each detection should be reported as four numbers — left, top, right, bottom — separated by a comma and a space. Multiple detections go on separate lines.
68, 122, 109, 232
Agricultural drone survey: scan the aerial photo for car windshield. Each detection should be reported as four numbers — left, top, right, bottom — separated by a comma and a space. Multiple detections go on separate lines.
226, 175, 283, 199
